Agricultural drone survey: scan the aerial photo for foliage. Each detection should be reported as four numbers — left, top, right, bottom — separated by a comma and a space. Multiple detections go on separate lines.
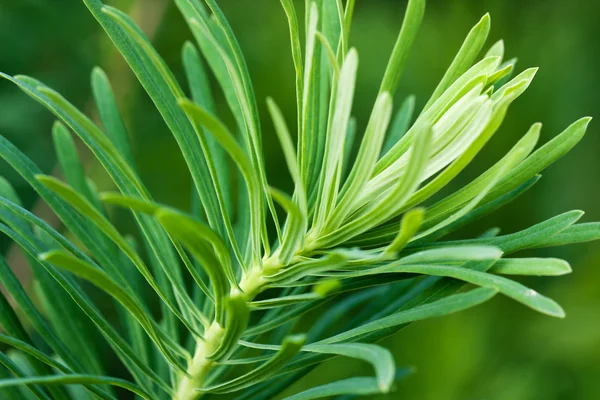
0, 0, 597, 399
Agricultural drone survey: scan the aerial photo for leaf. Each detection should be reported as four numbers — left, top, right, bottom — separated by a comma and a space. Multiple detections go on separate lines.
266, 98, 307, 217
382, 263, 565, 317
385, 208, 424, 254
423, 13, 491, 111
208, 294, 250, 361
313, 48, 359, 232
395, 76, 534, 217
328, 92, 393, 230
51, 121, 96, 205
423, 122, 540, 225
279, 0, 304, 139
0, 375, 152, 400
0, 334, 113, 400
199, 335, 305, 393
378, 0, 425, 96
318, 287, 497, 344
486, 117, 592, 202
382, 95, 416, 156
179, 99, 261, 267
39, 250, 189, 372
84, 0, 226, 239
155, 209, 230, 323
457, 210, 584, 253
316, 123, 432, 248
533, 223, 600, 248
376, 56, 499, 174
489, 258, 571, 276
0, 353, 51, 400
183, 3, 284, 247
283, 377, 381, 400
249, 280, 339, 310
242, 341, 395, 393
400, 245, 503, 264
0, 291, 74, 400
269, 187, 306, 265
182, 41, 230, 215
484, 39, 504, 60
0, 224, 170, 395
90, 67, 133, 165
35, 175, 201, 334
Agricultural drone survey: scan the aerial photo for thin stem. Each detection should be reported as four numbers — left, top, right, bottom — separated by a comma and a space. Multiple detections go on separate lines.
173, 259, 278, 400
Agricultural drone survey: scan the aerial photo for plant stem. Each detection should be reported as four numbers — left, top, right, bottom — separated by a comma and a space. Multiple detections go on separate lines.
173, 262, 274, 400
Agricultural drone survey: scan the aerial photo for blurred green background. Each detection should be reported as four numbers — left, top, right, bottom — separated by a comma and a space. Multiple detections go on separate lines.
1, 0, 599, 399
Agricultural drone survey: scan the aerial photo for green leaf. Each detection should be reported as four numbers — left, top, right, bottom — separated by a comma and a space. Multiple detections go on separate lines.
329, 92, 393, 230
486, 117, 592, 202
90, 67, 134, 165
284, 377, 381, 400
0, 293, 73, 400
266, 97, 307, 218
155, 208, 230, 323
448, 210, 584, 254
318, 287, 497, 344
0, 375, 152, 400
382, 263, 564, 317
489, 258, 571, 276
423, 122, 540, 225
316, 124, 432, 248
379, 0, 425, 96
39, 250, 189, 372
0, 334, 113, 400
279, 0, 304, 140
484, 39, 504, 60
269, 187, 306, 265
0, 352, 51, 400
423, 13, 491, 111
400, 245, 503, 264
208, 294, 249, 361
35, 175, 201, 334
0, 224, 169, 395
51, 121, 95, 205
382, 95, 416, 156
199, 335, 305, 393
179, 99, 261, 268
533, 223, 600, 248
242, 341, 395, 393
385, 208, 424, 254
313, 48, 359, 232
83, 0, 226, 239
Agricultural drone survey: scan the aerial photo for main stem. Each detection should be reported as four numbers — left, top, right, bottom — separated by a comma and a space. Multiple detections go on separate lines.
172, 260, 274, 400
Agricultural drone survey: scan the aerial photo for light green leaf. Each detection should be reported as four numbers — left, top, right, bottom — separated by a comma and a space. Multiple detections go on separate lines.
313, 48, 358, 232
424, 13, 491, 111
385, 208, 424, 254
269, 187, 306, 265
328, 92, 392, 230
200, 335, 305, 393
208, 294, 250, 361
489, 258, 571, 276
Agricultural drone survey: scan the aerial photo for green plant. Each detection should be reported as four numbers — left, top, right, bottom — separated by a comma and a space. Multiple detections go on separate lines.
0, 0, 597, 399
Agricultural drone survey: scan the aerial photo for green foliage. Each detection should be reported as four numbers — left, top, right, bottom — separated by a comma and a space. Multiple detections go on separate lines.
0, 0, 597, 399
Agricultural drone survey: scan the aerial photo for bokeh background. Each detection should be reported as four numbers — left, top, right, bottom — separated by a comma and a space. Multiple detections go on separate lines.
1, 0, 599, 399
